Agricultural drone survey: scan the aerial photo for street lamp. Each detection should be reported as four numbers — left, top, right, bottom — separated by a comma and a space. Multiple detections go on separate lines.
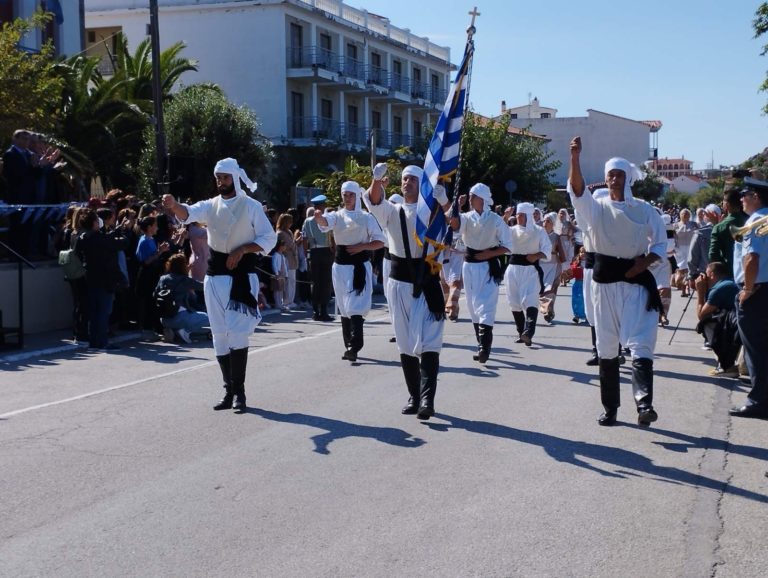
148, 0, 168, 194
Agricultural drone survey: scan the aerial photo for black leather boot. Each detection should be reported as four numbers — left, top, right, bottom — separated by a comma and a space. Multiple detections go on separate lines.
400, 354, 421, 414
230, 347, 249, 413
477, 324, 493, 364
586, 326, 599, 366
598, 357, 621, 425
512, 311, 525, 342
522, 307, 538, 346
213, 353, 233, 410
340, 316, 352, 360
347, 315, 364, 362
320, 304, 333, 322
632, 357, 658, 426
418, 352, 439, 420
472, 323, 481, 360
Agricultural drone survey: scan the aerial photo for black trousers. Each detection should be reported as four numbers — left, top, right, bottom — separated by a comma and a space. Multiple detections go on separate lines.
737, 287, 768, 406
309, 247, 333, 309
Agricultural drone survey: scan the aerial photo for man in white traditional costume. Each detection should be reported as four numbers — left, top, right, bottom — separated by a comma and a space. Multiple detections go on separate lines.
449, 183, 512, 363
504, 202, 551, 346
162, 158, 277, 412
364, 163, 451, 419
567, 138, 666, 427
314, 181, 385, 362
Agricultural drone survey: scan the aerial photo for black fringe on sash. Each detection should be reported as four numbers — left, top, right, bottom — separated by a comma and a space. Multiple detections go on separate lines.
208, 249, 260, 317
465, 247, 503, 285
592, 253, 663, 312
335, 246, 369, 295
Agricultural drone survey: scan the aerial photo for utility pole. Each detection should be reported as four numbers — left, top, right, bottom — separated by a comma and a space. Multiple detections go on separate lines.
149, 0, 168, 193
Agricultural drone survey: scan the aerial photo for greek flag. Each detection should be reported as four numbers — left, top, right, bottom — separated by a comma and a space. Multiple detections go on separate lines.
415, 46, 472, 245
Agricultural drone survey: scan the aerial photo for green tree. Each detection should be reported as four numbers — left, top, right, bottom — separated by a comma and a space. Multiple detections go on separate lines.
0, 12, 63, 147
137, 84, 271, 201
631, 167, 664, 202
754, 2, 768, 114
312, 157, 403, 208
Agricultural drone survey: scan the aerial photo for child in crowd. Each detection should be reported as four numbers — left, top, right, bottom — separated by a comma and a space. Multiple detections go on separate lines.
271, 238, 288, 311
570, 246, 586, 324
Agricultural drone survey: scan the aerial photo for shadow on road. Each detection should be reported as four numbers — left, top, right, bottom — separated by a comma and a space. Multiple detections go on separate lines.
425, 413, 768, 504
246, 407, 425, 455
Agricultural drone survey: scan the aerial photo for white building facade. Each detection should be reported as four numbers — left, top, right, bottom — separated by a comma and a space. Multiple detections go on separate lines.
1, 0, 84, 56
507, 108, 661, 187
84, 0, 453, 153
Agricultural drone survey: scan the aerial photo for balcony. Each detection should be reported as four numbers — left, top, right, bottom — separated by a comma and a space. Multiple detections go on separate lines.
285, 117, 427, 153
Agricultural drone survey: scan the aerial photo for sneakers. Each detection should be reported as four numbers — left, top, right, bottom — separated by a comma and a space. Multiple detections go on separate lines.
177, 328, 192, 344
708, 366, 739, 378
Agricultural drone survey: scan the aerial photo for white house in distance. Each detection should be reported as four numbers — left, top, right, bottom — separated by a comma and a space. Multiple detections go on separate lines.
502, 99, 662, 187
84, 0, 453, 155
669, 174, 708, 195
1, 0, 84, 56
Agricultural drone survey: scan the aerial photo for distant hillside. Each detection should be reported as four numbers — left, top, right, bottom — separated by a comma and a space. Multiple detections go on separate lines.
743, 147, 768, 177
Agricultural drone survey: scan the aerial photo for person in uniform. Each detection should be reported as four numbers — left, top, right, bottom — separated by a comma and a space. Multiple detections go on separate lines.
313, 181, 385, 362
449, 183, 512, 363
730, 177, 768, 419
302, 194, 335, 321
364, 163, 451, 419
567, 137, 666, 427
162, 158, 277, 412
504, 202, 551, 347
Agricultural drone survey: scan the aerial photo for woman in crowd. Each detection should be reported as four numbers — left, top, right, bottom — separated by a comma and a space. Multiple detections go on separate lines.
156, 253, 209, 343
673, 208, 698, 297
275, 213, 298, 309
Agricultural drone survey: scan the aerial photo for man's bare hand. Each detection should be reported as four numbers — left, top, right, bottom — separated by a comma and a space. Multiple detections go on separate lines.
226, 247, 244, 270
570, 136, 582, 156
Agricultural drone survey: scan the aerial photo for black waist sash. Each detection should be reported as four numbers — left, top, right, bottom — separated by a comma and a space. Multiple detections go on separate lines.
584, 251, 596, 270
383, 247, 390, 260
335, 245, 369, 295
466, 247, 503, 285
592, 253, 663, 312
207, 248, 259, 316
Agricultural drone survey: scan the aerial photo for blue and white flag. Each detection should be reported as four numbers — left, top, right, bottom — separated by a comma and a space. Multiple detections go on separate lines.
415, 46, 472, 247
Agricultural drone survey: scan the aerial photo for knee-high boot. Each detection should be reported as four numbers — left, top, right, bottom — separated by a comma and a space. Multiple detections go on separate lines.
400, 354, 421, 414
472, 323, 481, 360
512, 311, 525, 340
632, 357, 658, 425
230, 347, 249, 412
213, 353, 233, 410
586, 325, 599, 366
524, 307, 539, 339
350, 315, 364, 354
598, 357, 621, 425
418, 351, 440, 420
477, 324, 493, 364
340, 316, 352, 360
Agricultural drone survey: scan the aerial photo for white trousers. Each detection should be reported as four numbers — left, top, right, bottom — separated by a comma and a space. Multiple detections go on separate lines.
583, 268, 595, 326
204, 273, 262, 356
592, 281, 657, 360
388, 278, 444, 356
504, 264, 540, 312
332, 262, 373, 317
463, 261, 501, 325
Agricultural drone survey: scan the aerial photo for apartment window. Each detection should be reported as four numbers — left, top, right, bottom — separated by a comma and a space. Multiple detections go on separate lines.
413, 67, 421, 83
319, 33, 332, 68
291, 91, 304, 137
393, 116, 402, 134
290, 23, 303, 67
413, 120, 422, 137
348, 105, 358, 126
321, 99, 333, 119
510, 113, 518, 119
372, 111, 381, 130
540, 113, 551, 118
320, 33, 331, 52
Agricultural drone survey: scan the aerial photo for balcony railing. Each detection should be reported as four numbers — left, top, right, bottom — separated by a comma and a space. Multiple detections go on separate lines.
286, 117, 427, 152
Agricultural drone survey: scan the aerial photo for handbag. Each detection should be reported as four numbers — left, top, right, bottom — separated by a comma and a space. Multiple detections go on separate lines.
58, 248, 86, 281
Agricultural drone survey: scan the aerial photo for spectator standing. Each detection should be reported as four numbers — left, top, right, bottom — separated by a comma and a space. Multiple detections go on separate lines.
687, 204, 721, 288
135, 216, 170, 340
673, 209, 698, 295
271, 238, 288, 310
709, 188, 748, 279
302, 195, 335, 321
276, 213, 299, 308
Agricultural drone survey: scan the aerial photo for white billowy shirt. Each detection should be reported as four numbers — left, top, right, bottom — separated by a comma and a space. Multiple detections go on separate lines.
318, 208, 386, 247
458, 210, 513, 253
363, 194, 422, 259
509, 224, 552, 260
567, 182, 666, 260
181, 194, 277, 255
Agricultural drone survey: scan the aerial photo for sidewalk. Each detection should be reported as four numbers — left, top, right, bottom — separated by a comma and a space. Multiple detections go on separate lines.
0, 306, 288, 364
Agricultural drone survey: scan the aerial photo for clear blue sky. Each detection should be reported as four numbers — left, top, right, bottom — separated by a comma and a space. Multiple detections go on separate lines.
352, 0, 767, 170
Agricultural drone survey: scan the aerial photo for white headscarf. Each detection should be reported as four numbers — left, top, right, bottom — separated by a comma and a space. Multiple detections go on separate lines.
402, 165, 424, 180
468, 183, 493, 224
213, 158, 258, 197
341, 180, 362, 212
544, 211, 558, 226
516, 202, 536, 230
604, 157, 643, 206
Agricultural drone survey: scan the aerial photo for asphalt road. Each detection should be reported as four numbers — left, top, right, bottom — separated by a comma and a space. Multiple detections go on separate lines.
1, 287, 766, 578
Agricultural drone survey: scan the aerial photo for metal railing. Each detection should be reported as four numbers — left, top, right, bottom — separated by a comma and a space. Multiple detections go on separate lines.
285, 117, 427, 152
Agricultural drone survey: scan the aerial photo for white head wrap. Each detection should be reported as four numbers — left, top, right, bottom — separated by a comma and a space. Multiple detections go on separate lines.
661, 213, 672, 226
341, 180, 362, 211
469, 183, 492, 214
402, 165, 424, 181
516, 202, 536, 230
213, 158, 258, 197
544, 211, 558, 226
604, 157, 643, 206
388, 193, 404, 205
305, 207, 315, 219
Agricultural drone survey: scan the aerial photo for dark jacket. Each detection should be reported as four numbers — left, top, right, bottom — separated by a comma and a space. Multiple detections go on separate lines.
75, 229, 128, 292
156, 272, 203, 312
